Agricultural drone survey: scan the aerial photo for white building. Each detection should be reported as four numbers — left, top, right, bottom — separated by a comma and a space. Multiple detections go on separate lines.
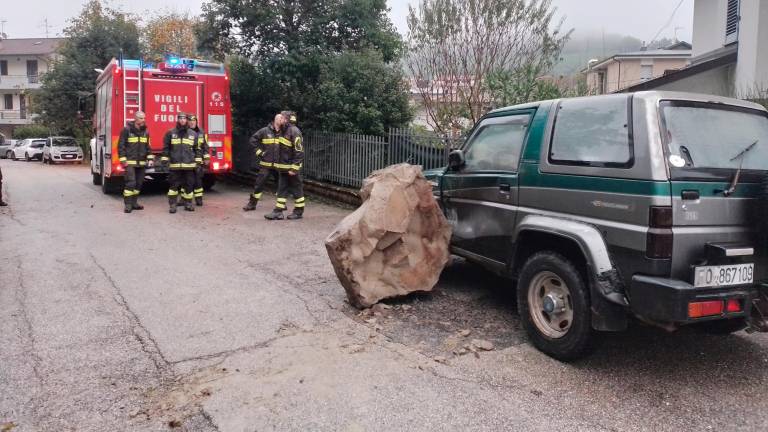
621, 0, 768, 97
0, 37, 63, 137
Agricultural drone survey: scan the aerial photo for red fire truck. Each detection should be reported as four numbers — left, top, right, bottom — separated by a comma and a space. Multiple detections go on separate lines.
90, 57, 232, 194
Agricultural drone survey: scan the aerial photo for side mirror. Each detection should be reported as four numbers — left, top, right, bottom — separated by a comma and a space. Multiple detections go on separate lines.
448, 150, 465, 171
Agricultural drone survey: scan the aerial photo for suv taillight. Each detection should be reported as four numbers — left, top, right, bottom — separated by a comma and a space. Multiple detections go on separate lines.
647, 206, 673, 259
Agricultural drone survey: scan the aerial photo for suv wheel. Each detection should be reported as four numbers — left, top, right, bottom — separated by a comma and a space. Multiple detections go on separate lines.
6, 151, 13, 159
517, 251, 593, 361
25, 152, 30, 162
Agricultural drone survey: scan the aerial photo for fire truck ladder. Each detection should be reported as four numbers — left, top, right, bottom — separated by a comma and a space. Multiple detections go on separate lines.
123, 62, 143, 123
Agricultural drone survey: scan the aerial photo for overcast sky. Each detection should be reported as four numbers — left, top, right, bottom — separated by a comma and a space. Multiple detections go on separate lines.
2, 0, 694, 44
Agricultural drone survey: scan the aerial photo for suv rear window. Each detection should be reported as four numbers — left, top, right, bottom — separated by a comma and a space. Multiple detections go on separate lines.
549, 95, 633, 167
660, 101, 768, 179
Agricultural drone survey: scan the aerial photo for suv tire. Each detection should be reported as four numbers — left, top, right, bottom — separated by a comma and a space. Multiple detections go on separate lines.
517, 251, 593, 361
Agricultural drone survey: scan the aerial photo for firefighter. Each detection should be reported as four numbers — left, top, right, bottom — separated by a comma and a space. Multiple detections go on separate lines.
0, 165, 7, 206
117, 111, 153, 213
266, 110, 305, 220
188, 115, 210, 206
243, 112, 284, 213
161, 113, 200, 213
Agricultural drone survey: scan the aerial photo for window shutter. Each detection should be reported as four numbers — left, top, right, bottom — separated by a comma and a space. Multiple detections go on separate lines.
725, 0, 740, 45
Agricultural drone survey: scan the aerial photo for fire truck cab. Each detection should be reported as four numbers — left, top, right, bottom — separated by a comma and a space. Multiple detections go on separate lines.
91, 57, 232, 194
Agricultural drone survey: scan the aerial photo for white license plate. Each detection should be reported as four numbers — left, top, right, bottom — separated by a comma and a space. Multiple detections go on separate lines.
694, 263, 754, 288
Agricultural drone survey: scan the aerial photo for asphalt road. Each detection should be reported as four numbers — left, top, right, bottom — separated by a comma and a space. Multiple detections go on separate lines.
2, 159, 768, 432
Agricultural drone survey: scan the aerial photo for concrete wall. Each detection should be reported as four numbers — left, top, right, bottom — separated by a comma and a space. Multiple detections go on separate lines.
588, 58, 689, 94
734, 0, 768, 94
692, 0, 728, 57
651, 64, 736, 97
0, 55, 48, 76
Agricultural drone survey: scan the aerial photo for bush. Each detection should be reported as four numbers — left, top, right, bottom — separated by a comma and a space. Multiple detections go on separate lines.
13, 124, 51, 140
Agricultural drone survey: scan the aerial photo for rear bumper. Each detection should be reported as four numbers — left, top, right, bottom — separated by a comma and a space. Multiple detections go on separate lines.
629, 274, 755, 323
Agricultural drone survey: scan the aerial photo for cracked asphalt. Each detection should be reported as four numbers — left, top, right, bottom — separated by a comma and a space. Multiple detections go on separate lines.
2, 159, 768, 432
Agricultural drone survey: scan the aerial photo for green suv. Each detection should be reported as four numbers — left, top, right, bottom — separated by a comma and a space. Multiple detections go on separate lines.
428, 91, 768, 360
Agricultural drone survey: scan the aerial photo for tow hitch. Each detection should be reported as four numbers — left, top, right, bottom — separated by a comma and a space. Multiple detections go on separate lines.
747, 282, 768, 333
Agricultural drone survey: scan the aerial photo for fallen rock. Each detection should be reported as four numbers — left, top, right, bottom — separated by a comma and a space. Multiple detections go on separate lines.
325, 164, 452, 308
471, 339, 495, 351
458, 329, 472, 337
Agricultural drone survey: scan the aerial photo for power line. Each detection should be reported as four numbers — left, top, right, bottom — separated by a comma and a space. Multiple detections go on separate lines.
648, 0, 686, 45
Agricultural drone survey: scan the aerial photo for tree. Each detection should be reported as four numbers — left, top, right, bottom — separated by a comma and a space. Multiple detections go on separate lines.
485, 67, 591, 108
36, 0, 140, 137
12, 125, 51, 140
308, 50, 411, 135
406, 0, 570, 135
144, 11, 199, 61
197, 0, 411, 135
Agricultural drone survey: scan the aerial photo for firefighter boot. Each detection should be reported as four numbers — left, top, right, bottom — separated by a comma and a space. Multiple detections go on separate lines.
243, 196, 258, 211
123, 196, 133, 213
184, 198, 195, 212
132, 196, 144, 210
287, 208, 304, 220
195, 197, 203, 207
169, 196, 178, 214
264, 209, 284, 220
0, 189, 6, 206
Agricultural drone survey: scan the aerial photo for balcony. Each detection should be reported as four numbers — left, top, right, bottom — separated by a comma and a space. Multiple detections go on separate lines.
0, 75, 42, 90
0, 110, 35, 125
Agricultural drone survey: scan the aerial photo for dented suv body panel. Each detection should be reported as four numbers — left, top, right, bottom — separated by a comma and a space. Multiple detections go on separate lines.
429, 91, 768, 333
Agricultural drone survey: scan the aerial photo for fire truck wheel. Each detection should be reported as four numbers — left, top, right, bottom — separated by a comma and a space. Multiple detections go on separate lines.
203, 175, 216, 191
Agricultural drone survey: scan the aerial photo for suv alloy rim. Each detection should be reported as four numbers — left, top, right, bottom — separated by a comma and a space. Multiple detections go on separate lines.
528, 271, 574, 339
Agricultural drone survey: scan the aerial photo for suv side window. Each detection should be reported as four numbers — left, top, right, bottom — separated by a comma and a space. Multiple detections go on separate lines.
549, 95, 633, 167
464, 114, 530, 172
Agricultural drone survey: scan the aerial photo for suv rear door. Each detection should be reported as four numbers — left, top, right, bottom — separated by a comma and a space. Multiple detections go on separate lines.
441, 111, 533, 265
659, 99, 768, 283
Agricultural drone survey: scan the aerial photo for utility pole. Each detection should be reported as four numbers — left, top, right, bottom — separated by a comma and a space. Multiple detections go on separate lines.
0, 19, 7, 37
40, 18, 52, 38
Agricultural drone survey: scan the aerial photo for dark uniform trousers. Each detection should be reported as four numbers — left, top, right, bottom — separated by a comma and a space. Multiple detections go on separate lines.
276, 171, 305, 212
0, 166, 4, 201
168, 170, 196, 203
193, 166, 205, 199
123, 166, 146, 199
250, 167, 280, 202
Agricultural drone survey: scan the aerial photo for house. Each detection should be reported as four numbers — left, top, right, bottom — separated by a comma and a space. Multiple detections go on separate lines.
621, 0, 768, 97
582, 41, 692, 94
0, 37, 63, 137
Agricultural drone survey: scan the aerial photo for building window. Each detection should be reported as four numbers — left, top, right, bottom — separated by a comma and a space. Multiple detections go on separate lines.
725, 0, 740, 45
0, 60, 7, 76
640, 65, 654, 81
27, 60, 39, 84
3, 94, 13, 110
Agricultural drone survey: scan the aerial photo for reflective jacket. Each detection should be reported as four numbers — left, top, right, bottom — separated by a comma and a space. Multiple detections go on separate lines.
192, 127, 210, 165
118, 122, 153, 166
161, 126, 199, 170
275, 124, 304, 172
250, 123, 281, 169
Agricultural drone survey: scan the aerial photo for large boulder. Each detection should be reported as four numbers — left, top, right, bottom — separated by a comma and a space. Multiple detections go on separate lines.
325, 164, 452, 308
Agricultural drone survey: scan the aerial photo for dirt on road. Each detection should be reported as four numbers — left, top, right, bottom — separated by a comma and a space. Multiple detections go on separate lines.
2, 160, 768, 432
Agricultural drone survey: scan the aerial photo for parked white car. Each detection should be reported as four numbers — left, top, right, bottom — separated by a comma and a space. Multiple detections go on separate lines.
43, 136, 84, 164
11, 138, 46, 161
0, 138, 16, 158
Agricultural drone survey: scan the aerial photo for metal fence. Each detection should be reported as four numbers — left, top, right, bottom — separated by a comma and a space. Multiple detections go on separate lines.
233, 128, 463, 189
